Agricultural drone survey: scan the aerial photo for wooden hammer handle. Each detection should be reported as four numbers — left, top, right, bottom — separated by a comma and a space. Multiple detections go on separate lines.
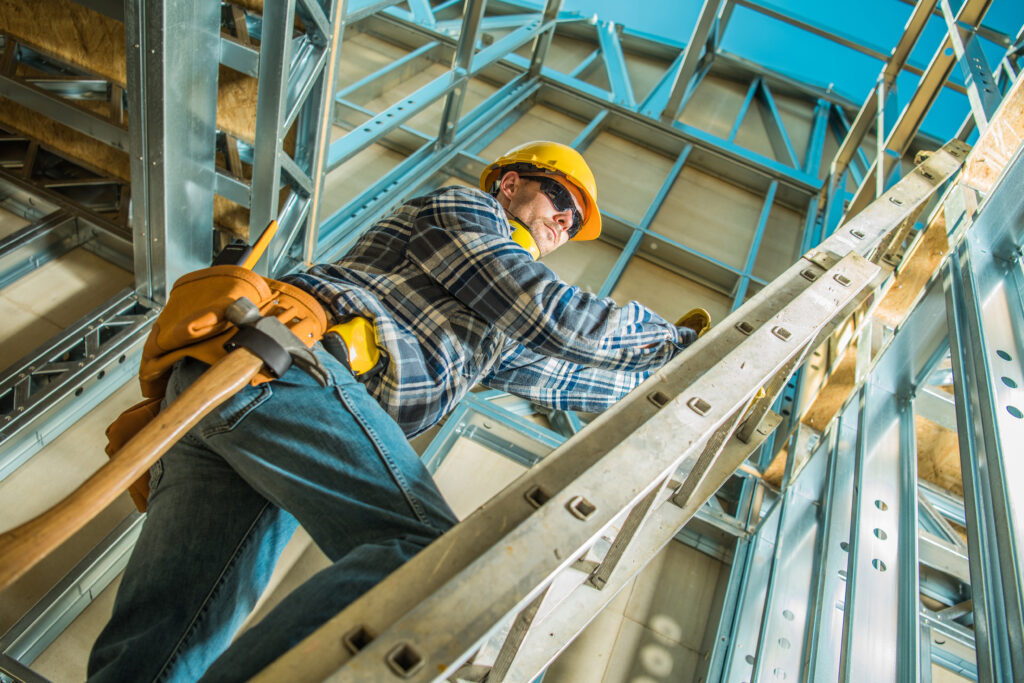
0, 348, 265, 592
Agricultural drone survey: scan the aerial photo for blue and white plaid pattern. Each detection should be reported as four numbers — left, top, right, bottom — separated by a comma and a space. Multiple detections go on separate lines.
286, 186, 693, 436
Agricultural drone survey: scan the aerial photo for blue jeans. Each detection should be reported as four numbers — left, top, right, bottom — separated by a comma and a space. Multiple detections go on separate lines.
87, 346, 457, 682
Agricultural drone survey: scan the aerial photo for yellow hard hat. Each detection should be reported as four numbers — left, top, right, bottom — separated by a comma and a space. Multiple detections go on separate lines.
480, 141, 601, 241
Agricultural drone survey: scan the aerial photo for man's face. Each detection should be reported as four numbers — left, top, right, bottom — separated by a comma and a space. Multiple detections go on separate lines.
501, 172, 585, 258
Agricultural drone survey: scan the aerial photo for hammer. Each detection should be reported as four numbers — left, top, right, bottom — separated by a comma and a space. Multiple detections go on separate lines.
0, 298, 328, 592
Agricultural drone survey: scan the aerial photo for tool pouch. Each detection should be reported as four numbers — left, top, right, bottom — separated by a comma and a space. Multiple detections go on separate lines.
106, 265, 328, 511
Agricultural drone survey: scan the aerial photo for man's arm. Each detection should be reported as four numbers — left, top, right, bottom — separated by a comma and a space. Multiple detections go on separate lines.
406, 187, 688, 373
481, 342, 666, 413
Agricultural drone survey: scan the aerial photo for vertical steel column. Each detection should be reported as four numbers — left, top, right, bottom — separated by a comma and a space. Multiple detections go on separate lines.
658, 0, 726, 123
944, 148, 1024, 682
875, 79, 899, 197
732, 180, 777, 310
805, 422, 857, 680
436, 0, 486, 147
898, 392, 922, 682
125, 0, 220, 302
303, 0, 349, 266
527, 0, 564, 78
249, 0, 297, 259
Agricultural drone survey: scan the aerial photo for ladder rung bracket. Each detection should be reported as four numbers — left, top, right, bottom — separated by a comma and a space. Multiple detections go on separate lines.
587, 477, 667, 590
670, 401, 753, 509
736, 341, 815, 443
487, 586, 550, 682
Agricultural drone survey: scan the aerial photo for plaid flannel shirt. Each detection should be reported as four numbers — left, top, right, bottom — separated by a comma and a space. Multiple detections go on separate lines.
286, 186, 693, 437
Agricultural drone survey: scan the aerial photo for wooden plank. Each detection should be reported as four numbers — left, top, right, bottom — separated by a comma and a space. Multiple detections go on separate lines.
961, 73, 1024, 195
873, 210, 949, 328
915, 413, 962, 497
1, 0, 261, 142
0, 98, 129, 180
0, 0, 126, 86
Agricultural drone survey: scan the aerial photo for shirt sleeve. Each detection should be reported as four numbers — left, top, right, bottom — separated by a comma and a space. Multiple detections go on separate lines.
405, 186, 689, 373
480, 342, 650, 412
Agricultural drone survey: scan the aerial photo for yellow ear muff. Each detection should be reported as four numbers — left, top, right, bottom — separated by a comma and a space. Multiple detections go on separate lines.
510, 223, 540, 260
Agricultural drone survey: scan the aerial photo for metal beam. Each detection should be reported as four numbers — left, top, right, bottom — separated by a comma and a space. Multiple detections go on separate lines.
125, 0, 220, 302
596, 21, 635, 108
0, 75, 128, 151
659, 0, 726, 122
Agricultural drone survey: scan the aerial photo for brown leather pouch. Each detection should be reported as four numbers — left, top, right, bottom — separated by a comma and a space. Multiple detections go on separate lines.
107, 266, 328, 511
138, 266, 327, 398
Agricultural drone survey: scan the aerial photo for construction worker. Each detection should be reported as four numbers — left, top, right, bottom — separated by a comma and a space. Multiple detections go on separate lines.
87, 141, 703, 682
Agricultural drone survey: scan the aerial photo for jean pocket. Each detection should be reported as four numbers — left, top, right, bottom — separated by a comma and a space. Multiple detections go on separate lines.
197, 382, 274, 439
148, 459, 164, 494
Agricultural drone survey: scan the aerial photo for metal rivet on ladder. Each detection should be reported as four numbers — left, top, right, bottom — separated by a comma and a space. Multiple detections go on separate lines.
834, 273, 852, 286
687, 396, 711, 415
343, 626, 374, 654
567, 496, 597, 520
772, 326, 792, 341
386, 643, 424, 678
648, 391, 670, 408
850, 230, 865, 239
736, 321, 755, 335
524, 485, 551, 509
800, 268, 819, 281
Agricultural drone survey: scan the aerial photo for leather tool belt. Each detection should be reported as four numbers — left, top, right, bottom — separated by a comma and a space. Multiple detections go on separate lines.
105, 266, 334, 511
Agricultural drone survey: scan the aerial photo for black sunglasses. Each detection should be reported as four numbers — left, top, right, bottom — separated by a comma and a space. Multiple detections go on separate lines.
522, 175, 583, 238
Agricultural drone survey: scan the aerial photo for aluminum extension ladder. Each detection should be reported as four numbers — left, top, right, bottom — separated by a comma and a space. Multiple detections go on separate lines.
242, 140, 971, 682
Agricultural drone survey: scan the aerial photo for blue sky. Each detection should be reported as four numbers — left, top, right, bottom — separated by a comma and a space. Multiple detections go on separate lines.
557, 0, 1024, 139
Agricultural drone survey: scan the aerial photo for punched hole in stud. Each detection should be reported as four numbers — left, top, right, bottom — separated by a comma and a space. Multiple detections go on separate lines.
782, 609, 794, 621
996, 349, 1013, 361
1008, 406, 1023, 419
872, 558, 887, 572
874, 528, 888, 540
343, 626, 374, 654
386, 643, 424, 677
1003, 377, 1018, 388
875, 499, 888, 511
840, 541, 849, 552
